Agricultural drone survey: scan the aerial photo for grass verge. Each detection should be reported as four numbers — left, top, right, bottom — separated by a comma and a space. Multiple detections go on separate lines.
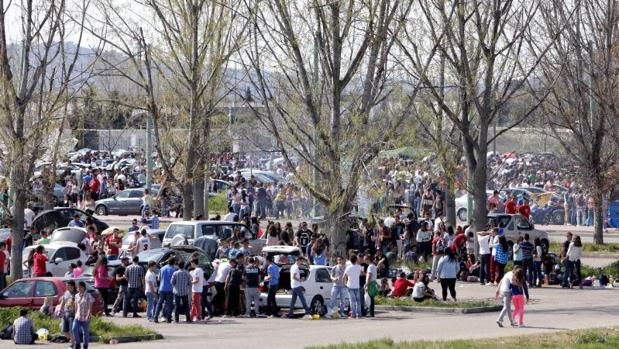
0, 308, 157, 343
549, 241, 619, 254
306, 327, 619, 349
374, 296, 498, 308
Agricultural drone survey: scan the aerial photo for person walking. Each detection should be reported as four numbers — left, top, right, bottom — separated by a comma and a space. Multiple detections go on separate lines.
111, 257, 130, 316
436, 248, 459, 301
287, 257, 310, 318
243, 257, 261, 317
344, 255, 362, 319
145, 261, 158, 321
510, 272, 530, 327
495, 267, 525, 327
123, 256, 144, 318
72, 281, 94, 349
264, 255, 280, 317
154, 258, 176, 323
325, 256, 347, 319
566, 235, 583, 289
172, 260, 192, 323
93, 256, 112, 316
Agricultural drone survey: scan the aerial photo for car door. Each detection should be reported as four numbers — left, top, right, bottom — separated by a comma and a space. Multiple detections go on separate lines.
0, 280, 35, 308
127, 190, 144, 215
110, 191, 131, 214
314, 267, 332, 300
49, 248, 69, 276
32, 280, 60, 309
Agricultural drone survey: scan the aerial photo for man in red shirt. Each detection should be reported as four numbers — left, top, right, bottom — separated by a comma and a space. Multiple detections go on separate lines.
33, 246, 48, 277
518, 199, 531, 220
452, 229, 467, 258
505, 194, 517, 214
89, 169, 100, 201
105, 229, 123, 260
391, 272, 415, 297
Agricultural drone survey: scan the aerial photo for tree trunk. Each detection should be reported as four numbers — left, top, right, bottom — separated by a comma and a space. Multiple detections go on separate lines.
325, 203, 350, 260
203, 170, 209, 219
444, 179, 456, 228
9, 143, 27, 281
193, 174, 204, 219
182, 179, 193, 221
592, 189, 604, 244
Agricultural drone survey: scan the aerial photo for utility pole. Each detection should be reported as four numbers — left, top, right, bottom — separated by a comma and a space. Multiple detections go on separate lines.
311, 12, 320, 218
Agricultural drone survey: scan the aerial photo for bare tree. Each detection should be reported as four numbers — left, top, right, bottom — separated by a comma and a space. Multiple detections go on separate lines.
398, 0, 557, 231
537, 0, 619, 244
243, 0, 420, 253
0, 0, 97, 279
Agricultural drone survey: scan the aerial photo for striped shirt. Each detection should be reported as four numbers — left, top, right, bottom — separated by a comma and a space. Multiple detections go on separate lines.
125, 263, 145, 289
520, 241, 534, 260
171, 269, 192, 296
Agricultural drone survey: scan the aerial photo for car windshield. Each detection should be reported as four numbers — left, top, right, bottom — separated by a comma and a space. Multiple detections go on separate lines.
165, 224, 195, 239
488, 216, 511, 228
50, 229, 85, 244
137, 250, 166, 263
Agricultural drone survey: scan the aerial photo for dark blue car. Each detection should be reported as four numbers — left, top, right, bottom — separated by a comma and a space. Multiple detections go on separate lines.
607, 200, 619, 228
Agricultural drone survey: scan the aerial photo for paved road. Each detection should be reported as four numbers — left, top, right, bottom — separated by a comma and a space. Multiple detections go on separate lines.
35, 283, 619, 349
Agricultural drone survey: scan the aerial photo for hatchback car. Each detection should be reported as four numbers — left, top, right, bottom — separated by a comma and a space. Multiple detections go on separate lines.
32, 208, 109, 233
0, 277, 104, 315
22, 242, 87, 277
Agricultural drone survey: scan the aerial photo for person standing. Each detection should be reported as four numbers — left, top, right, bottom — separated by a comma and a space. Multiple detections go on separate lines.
264, 255, 280, 317
242, 257, 261, 317
189, 259, 204, 321
520, 234, 534, 286
224, 259, 242, 317
560, 232, 573, 288
477, 230, 492, 286
430, 231, 445, 281
212, 259, 231, 316
145, 261, 159, 321
154, 258, 176, 323
111, 257, 129, 315
344, 254, 362, 319
436, 248, 459, 301
566, 235, 583, 289
59, 280, 77, 347
123, 256, 144, 318
105, 229, 122, 261
512, 236, 523, 266
0, 242, 6, 290
93, 256, 112, 316
287, 257, 310, 318
494, 235, 510, 284
326, 256, 347, 319
532, 238, 543, 287
365, 255, 379, 317
72, 281, 94, 349
172, 260, 192, 323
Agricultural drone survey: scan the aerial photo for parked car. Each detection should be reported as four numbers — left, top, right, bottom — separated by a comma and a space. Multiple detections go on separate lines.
455, 190, 498, 222
0, 277, 104, 315
258, 264, 339, 316
608, 199, 619, 229
22, 241, 87, 277
486, 213, 550, 253
32, 208, 109, 233
530, 202, 565, 225
163, 221, 266, 254
136, 245, 214, 278
94, 188, 157, 216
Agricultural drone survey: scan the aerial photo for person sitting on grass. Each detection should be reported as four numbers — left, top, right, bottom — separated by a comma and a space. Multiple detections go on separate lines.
379, 278, 391, 297
390, 272, 415, 298
13, 309, 37, 345
411, 274, 436, 303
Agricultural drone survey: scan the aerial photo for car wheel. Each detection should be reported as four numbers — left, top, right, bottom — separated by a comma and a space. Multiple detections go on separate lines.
95, 205, 108, 216
310, 295, 326, 316
457, 209, 467, 222
552, 211, 564, 225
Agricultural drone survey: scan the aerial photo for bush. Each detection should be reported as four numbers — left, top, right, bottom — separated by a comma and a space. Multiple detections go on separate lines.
208, 192, 228, 214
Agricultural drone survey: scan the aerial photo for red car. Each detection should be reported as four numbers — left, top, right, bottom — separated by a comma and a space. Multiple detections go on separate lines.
0, 277, 104, 315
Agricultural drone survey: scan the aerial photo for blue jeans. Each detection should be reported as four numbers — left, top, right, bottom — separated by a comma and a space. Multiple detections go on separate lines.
288, 287, 309, 316
146, 292, 156, 320
72, 319, 89, 348
155, 290, 174, 321
174, 294, 190, 322
532, 261, 542, 286
327, 285, 347, 316
563, 260, 574, 287
348, 288, 361, 318
123, 287, 141, 316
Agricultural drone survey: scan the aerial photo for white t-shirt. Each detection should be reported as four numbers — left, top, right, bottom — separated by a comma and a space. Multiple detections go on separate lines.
478, 235, 491, 255
491, 236, 499, 256
191, 267, 205, 293
412, 282, 427, 299
344, 264, 362, 289
366, 263, 378, 282
290, 263, 303, 289
214, 263, 231, 283
145, 270, 157, 294
137, 236, 150, 253
383, 217, 396, 229
24, 208, 35, 228
499, 271, 514, 294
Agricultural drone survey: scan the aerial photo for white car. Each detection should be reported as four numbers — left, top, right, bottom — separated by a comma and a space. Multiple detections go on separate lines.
456, 190, 498, 222
163, 221, 265, 254
486, 213, 550, 252
258, 264, 348, 315
23, 241, 87, 277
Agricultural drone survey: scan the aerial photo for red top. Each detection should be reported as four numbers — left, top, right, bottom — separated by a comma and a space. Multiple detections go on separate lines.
106, 236, 122, 256
431, 236, 443, 256
392, 278, 414, 297
505, 200, 517, 214
452, 232, 467, 251
0, 250, 5, 270
33, 252, 48, 276
89, 178, 100, 193
518, 204, 531, 220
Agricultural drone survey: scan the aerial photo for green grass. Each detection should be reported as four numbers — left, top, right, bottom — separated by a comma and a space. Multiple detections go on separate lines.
0, 308, 157, 343
374, 296, 498, 308
208, 192, 228, 214
306, 327, 619, 349
549, 242, 619, 254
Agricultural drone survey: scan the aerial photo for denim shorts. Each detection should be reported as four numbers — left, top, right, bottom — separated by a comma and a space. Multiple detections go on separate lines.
62, 315, 74, 333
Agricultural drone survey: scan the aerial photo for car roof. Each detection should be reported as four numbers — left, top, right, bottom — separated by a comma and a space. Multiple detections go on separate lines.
262, 245, 301, 253
168, 221, 248, 227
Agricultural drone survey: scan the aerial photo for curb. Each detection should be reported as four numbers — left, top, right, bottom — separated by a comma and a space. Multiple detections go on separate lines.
90, 334, 164, 344
375, 305, 502, 314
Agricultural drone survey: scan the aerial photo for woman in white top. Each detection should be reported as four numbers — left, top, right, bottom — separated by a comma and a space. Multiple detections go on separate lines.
566, 235, 583, 289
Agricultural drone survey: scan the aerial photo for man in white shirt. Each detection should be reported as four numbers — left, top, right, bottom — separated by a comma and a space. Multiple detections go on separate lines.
24, 203, 35, 229
344, 255, 362, 319
137, 230, 151, 253
213, 261, 231, 315
190, 260, 205, 321
477, 229, 492, 286
145, 261, 158, 321
287, 257, 310, 318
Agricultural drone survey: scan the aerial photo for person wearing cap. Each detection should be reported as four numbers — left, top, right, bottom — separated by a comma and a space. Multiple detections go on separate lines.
111, 257, 130, 316
68, 214, 84, 228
